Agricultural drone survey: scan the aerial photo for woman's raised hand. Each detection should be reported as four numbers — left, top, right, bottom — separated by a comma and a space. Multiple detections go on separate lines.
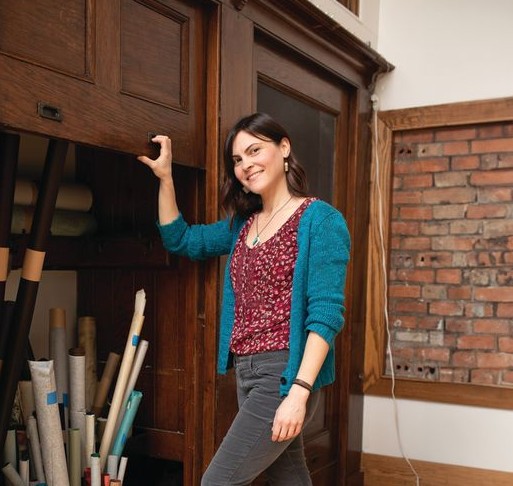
137, 135, 173, 181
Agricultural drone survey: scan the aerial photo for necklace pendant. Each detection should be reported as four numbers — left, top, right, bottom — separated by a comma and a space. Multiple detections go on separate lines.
252, 235, 260, 247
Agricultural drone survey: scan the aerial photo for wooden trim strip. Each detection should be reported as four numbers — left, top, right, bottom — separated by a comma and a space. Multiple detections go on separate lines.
362, 453, 513, 486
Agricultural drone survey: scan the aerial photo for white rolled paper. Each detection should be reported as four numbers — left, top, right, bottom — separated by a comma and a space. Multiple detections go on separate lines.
68, 347, 86, 419
1, 463, 25, 486
98, 289, 146, 469
113, 339, 148, 440
26, 416, 45, 483
28, 360, 70, 486
107, 454, 119, 480
19, 458, 29, 485
85, 412, 96, 468
3, 427, 17, 470
117, 456, 128, 484
90, 453, 101, 486
49, 308, 69, 429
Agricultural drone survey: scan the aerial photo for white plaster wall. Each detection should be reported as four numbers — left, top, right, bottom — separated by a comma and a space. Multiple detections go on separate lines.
374, 0, 513, 110
363, 0, 513, 474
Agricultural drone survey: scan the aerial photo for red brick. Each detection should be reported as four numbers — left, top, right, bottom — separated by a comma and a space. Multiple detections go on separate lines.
391, 221, 420, 235
464, 303, 493, 318
505, 253, 513, 264
396, 269, 434, 283
433, 205, 466, 219
477, 352, 513, 368
498, 154, 513, 169
445, 318, 472, 333
457, 335, 495, 350
439, 368, 469, 383
436, 127, 477, 141
389, 285, 421, 298
399, 206, 433, 220
482, 220, 513, 239
477, 124, 504, 138
417, 347, 450, 362
394, 159, 449, 174
394, 301, 427, 313
393, 191, 423, 205
416, 143, 443, 157
432, 236, 475, 251
471, 369, 499, 385
501, 370, 513, 384
497, 303, 513, 317
435, 269, 462, 284
447, 286, 472, 300
420, 222, 449, 236
443, 141, 470, 155
400, 129, 435, 143
400, 237, 431, 250
470, 170, 513, 186
472, 138, 513, 154
422, 285, 446, 300
417, 316, 443, 329
429, 301, 464, 316
433, 171, 468, 187
449, 220, 480, 234
475, 287, 513, 302
474, 319, 510, 334
499, 337, 513, 353
423, 187, 476, 204
466, 204, 508, 218
452, 351, 476, 367
415, 252, 453, 267
452, 155, 480, 170
402, 174, 433, 188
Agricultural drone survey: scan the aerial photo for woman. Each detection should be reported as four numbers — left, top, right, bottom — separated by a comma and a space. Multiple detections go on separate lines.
138, 113, 350, 485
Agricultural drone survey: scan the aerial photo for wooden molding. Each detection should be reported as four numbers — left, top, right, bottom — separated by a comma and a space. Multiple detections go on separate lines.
362, 453, 513, 486
364, 96, 513, 409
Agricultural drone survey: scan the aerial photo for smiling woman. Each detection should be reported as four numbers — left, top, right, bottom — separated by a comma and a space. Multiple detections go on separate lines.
138, 112, 351, 485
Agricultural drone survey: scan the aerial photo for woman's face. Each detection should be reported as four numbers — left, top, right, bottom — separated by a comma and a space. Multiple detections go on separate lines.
231, 130, 290, 197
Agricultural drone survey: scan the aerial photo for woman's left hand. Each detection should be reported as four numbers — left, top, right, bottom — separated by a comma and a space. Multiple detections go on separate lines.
271, 386, 309, 442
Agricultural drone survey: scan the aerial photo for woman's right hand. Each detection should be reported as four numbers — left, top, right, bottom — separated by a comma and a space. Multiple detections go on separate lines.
137, 135, 173, 182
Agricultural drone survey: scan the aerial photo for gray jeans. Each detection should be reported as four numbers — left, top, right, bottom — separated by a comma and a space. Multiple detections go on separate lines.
201, 350, 320, 486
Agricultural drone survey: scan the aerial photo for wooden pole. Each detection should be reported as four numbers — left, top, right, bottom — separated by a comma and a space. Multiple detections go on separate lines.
0, 138, 68, 456
0, 132, 20, 370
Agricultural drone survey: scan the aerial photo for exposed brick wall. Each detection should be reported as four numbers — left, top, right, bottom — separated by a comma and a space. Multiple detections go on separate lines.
389, 121, 513, 385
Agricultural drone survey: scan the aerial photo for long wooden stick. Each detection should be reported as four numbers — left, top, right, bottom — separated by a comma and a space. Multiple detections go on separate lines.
0, 138, 68, 456
0, 132, 20, 373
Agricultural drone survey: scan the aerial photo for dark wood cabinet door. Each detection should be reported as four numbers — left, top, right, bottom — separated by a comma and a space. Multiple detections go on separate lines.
0, 0, 206, 166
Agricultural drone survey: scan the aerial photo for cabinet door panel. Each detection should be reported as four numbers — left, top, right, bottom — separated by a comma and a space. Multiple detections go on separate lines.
0, 0, 206, 166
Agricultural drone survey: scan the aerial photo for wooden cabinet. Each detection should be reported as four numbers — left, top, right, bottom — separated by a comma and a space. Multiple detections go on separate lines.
2, 1, 390, 484
0, 0, 206, 166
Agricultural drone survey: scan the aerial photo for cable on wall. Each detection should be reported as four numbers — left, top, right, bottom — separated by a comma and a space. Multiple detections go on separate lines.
371, 93, 421, 486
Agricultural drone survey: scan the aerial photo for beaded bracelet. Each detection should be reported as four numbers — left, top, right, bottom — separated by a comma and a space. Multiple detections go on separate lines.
293, 378, 313, 393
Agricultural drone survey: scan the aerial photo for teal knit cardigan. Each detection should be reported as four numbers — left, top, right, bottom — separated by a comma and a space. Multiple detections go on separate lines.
158, 199, 350, 396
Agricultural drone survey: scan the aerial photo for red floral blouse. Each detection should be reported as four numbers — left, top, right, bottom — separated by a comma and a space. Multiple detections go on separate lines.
229, 198, 315, 355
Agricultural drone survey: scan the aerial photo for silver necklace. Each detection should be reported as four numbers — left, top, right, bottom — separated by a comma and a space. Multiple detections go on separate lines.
252, 196, 293, 247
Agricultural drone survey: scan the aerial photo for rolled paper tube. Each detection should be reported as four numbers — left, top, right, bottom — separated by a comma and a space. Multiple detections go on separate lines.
69, 410, 86, 472
29, 360, 70, 486
0, 247, 8, 281
101, 474, 110, 486
49, 308, 69, 430
78, 317, 97, 411
116, 457, 127, 485
110, 481, 121, 485
85, 412, 96, 468
2, 463, 25, 486
20, 248, 45, 282
26, 416, 45, 484
111, 391, 142, 457
107, 455, 118, 480
99, 290, 145, 469
90, 454, 101, 486
18, 381, 35, 425
19, 458, 29, 485
4, 426, 17, 470
92, 352, 120, 418
113, 340, 148, 439
68, 348, 86, 416
68, 428, 81, 486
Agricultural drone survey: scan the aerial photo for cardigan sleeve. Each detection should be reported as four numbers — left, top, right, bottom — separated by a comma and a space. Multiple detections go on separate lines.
303, 209, 351, 345
157, 213, 236, 260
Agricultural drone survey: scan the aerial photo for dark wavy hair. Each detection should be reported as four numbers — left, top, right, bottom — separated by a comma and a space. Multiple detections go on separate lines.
221, 112, 309, 219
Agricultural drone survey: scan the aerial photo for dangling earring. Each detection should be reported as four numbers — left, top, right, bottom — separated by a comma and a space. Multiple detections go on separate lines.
284, 159, 289, 173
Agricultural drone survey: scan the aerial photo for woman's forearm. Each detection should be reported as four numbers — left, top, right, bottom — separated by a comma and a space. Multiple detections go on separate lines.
294, 331, 330, 388
158, 177, 179, 225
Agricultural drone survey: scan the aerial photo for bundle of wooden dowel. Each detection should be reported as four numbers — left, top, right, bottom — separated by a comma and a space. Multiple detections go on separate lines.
2, 289, 148, 486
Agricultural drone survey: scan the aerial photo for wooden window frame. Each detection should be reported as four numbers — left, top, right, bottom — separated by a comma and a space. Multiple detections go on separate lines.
335, 0, 359, 16
363, 96, 513, 410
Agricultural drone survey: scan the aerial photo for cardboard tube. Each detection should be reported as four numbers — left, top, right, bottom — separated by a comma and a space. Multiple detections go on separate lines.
98, 290, 145, 469
18, 380, 35, 426
85, 412, 96, 469
78, 317, 97, 411
90, 453, 101, 486
2, 463, 25, 486
20, 249, 45, 282
69, 347, 86, 418
4, 427, 17, 470
117, 456, 127, 484
26, 416, 45, 484
92, 352, 120, 418
0, 247, 8, 281
68, 428, 81, 486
